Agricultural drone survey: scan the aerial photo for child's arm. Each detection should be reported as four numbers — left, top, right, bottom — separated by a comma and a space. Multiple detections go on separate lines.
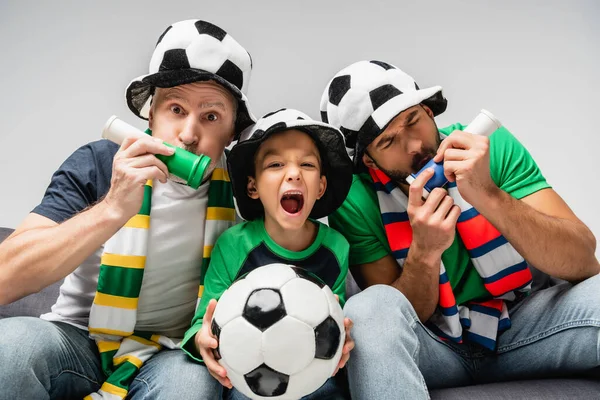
331, 244, 355, 377
328, 234, 350, 308
181, 239, 233, 361
181, 238, 235, 388
331, 264, 348, 307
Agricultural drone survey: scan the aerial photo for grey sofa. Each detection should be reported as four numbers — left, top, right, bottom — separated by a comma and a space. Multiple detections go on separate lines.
1, 227, 598, 399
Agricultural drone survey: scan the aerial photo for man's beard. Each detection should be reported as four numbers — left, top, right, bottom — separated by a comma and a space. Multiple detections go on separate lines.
370, 129, 441, 185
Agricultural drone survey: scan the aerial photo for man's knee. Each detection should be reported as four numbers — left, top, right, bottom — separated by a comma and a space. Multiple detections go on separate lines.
132, 350, 222, 399
344, 284, 419, 350
0, 317, 56, 360
344, 284, 417, 324
565, 273, 600, 315
0, 317, 64, 385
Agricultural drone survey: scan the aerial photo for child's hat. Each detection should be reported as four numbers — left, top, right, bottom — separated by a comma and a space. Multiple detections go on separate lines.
228, 108, 353, 220
125, 19, 255, 138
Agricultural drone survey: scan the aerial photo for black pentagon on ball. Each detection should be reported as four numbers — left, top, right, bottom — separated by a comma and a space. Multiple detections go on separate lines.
155, 25, 172, 45
369, 84, 403, 111
290, 267, 325, 288
243, 289, 286, 331
245, 364, 289, 397
262, 108, 287, 119
216, 59, 244, 91
370, 60, 395, 70
328, 75, 351, 106
314, 316, 341, 359
211, 319, 222, 360
320, 110, 329, 123
194, 20, 227, 41
159, 49, 191, 71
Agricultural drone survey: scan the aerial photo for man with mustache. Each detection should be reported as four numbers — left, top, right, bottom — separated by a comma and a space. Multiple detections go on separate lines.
0, 19, 254, 399
321, 60, 600, 399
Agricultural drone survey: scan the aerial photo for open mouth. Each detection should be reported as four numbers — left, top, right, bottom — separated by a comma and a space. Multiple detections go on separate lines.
280, 191, 304, 214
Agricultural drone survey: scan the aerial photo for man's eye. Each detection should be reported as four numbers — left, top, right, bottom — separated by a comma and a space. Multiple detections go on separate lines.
207, 113, 218, 121
171, 105, 183, 114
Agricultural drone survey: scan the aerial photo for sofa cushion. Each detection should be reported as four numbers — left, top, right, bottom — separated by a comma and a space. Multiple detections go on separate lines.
430, 378, 600, 399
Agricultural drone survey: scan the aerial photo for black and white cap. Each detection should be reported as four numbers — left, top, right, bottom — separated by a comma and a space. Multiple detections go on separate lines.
126, 19, 255, 137
320, 60, 447, 168
228, 108, 353, 221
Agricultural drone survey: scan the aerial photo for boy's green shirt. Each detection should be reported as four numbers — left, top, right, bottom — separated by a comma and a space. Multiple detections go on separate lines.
182, 218, 349, 361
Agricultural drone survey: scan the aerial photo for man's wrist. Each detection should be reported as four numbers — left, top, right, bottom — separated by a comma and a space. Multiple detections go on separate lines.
95, 199, 130, 227
407, 243, 443, 267
474, 185, 508, 217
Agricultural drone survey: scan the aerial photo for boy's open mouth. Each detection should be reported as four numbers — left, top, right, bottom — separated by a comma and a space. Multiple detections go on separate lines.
280, 191, 304, 214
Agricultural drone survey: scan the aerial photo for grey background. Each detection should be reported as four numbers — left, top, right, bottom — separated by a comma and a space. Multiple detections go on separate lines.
1, 1, 598, 257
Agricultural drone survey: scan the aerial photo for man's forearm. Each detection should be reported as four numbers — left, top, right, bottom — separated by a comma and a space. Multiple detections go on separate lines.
477, 189, 599, 281
0, 201, 128, 304
392, 247, 440, 322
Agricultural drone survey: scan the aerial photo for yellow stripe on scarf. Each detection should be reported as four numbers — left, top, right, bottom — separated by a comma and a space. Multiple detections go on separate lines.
150, 334, 162, 344
211, 168, 230, 182
99, 382, 128, 398
198, 285, 205, 298
207, 207, 235, 221
129, 335, 162, 350
203, 245, 213, 259
114, 355, 143, 369
124, 215, 150, 229
98, 340, 121, 353
94, 293, 139, 309
101, 254, 146, 269
89, 327, 134, 337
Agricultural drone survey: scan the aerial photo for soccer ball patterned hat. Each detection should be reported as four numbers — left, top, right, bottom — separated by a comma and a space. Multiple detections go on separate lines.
228, 108, 353, 221
126, 19, 255, 138
320, 60, 447, 168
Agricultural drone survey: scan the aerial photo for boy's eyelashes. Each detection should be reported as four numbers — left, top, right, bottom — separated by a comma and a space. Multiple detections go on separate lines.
262, 161, 319, 170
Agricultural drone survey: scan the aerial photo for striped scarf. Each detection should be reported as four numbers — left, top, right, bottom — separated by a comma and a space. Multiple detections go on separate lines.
370, 167, 532, 350
85, 154, 235, 400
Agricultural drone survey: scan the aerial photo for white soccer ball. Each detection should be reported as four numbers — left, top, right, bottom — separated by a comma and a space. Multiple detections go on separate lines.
211, 263, 345, 399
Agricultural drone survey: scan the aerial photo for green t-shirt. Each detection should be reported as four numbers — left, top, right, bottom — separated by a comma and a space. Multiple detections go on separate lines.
182, 218, 349, 362
329, 123, 551, 305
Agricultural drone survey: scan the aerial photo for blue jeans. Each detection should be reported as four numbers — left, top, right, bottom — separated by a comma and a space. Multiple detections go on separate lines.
344, 273, 600, 400
226, 376, 346, 400
0, 318, 222, 399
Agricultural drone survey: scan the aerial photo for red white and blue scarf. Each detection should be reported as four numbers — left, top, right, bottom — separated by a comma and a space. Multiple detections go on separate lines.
370, 168, 532, 350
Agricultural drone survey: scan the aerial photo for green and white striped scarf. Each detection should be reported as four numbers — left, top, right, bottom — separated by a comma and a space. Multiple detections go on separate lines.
85, 154, 235, 400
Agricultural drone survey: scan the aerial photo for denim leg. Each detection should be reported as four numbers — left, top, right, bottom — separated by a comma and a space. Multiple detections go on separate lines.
128, 349, 223, 400
0, 317, 104, 400
343, 285, 473, 400
476, 273, 600, 382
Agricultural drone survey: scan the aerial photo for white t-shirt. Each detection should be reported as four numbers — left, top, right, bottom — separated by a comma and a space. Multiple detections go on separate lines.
42, 179, 210, 339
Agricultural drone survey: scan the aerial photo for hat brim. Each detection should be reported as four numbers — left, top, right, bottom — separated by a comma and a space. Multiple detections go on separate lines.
228, 122, 353, 221
353, 86, 447, 168
125, 69, 254, 138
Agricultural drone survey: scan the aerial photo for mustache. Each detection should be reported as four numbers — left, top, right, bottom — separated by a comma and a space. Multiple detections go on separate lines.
411, 149, 436, 171
178, 144, 200, 155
